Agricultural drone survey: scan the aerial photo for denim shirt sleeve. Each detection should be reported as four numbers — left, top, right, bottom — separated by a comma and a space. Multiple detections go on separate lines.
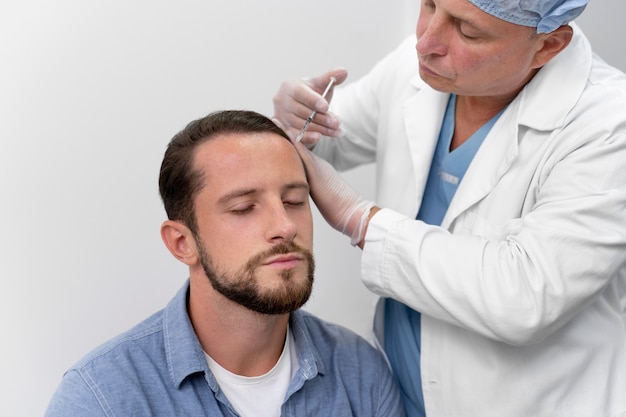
45, 369, 109, 417
375, 358, 406, 417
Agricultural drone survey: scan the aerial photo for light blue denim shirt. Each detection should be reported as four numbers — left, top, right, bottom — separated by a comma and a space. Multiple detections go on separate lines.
45, 280, 404, 416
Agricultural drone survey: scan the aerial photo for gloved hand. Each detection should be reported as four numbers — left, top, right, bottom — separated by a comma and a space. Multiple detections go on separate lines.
295, 142, 376, 246
272, 68, 348, 147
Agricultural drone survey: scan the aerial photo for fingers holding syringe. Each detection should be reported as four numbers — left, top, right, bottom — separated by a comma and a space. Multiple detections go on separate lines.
273, 68, 347, 143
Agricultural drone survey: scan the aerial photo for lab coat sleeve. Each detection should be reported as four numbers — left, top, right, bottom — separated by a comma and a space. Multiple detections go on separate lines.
362, 132, 626, 346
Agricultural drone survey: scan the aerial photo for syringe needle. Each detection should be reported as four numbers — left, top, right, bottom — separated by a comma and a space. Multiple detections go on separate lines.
294, 76, 336, 143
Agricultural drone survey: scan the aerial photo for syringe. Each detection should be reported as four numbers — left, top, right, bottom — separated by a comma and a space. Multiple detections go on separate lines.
294, 76, 337, 143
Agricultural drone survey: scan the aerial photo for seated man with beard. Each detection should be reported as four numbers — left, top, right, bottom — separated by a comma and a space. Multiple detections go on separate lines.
44, 110, 404, 417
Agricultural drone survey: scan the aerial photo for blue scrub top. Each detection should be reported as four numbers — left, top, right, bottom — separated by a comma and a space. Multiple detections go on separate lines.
384, 94, 506, 416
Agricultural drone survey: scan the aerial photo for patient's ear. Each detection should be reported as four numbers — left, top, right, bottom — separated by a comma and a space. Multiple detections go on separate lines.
160, 220, 198, 266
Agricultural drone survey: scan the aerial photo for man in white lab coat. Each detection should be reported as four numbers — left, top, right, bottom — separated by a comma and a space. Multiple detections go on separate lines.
273, 0, 626, 416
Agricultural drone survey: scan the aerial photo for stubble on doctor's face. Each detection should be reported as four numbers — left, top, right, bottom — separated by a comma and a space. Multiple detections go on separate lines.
196, 238, 315, 315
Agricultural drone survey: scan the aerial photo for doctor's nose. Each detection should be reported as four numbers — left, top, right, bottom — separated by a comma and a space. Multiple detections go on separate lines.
416, 15, 449, 57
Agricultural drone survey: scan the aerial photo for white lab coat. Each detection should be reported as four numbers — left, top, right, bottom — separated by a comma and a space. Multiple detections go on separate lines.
315, 25, 626, 417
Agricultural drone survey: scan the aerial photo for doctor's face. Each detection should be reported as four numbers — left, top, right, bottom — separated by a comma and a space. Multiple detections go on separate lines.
416, 0, 543, 99
191, 132, 314, 315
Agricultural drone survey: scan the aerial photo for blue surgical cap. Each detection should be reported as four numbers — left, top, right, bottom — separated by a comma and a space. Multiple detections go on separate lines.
468, 0, 589, 33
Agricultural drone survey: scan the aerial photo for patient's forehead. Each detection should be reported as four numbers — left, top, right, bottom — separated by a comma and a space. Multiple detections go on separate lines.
193, 131, 306, 193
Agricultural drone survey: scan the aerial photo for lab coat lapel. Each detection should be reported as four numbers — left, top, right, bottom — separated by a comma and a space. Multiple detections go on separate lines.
403, 76, 449, 215
442, 105, 520, 229
400, 74, 519, 228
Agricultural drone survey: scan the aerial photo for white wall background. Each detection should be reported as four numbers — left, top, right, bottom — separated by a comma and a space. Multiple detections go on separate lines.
0, 1, 623, 416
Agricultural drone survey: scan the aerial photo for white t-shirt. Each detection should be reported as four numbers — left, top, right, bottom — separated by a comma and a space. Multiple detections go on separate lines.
205, 326, 298, 417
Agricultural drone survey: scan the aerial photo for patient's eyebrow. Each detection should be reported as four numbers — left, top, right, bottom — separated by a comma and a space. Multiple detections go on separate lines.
283, 181, 310, 193
217, 188, 258, 205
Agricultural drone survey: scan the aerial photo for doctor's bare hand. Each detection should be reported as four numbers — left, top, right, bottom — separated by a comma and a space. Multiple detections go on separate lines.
273, 68, 348, 146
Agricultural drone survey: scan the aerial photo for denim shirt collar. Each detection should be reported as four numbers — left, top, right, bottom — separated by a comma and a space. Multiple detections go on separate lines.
285, 309, 327, 397
163, 280, 210, 388
162, 280, 326, 394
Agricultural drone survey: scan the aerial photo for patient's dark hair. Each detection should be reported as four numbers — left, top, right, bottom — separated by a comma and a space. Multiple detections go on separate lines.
158, 110, 291, 234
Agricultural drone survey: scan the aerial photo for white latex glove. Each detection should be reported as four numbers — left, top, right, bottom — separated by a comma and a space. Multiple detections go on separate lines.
295, 142, 376, 246
272, 68, 348, 147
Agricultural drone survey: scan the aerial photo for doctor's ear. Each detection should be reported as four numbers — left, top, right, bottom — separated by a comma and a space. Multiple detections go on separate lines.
532, 25, 574, 69
160, 220, 198, 266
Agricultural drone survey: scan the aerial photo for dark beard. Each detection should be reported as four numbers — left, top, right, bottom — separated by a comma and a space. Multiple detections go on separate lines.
197, 240, 315, 315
